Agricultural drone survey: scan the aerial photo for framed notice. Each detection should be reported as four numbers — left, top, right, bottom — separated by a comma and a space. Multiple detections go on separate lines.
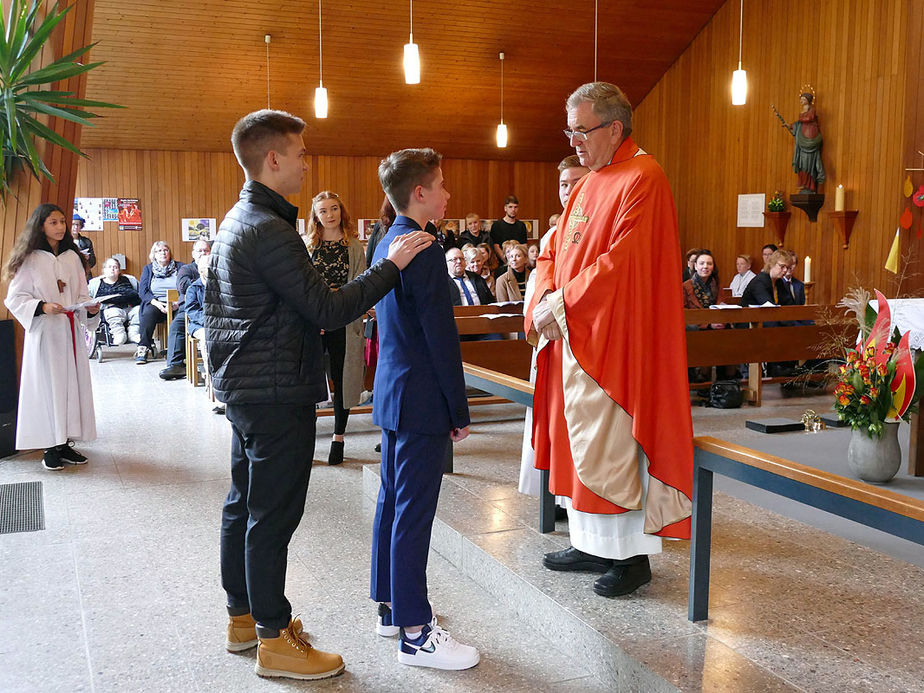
737, 193, 766, 228
182, 218, 217, 242
73, 197, 103, 231
117, 198, 143, 231
523, 219, 540, 239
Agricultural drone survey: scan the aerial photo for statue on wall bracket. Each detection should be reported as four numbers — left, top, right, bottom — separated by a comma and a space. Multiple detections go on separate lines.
772, 85, 826, 221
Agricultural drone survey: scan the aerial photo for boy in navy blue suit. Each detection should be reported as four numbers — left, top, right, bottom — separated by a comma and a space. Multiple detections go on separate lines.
369, 148, 479, 670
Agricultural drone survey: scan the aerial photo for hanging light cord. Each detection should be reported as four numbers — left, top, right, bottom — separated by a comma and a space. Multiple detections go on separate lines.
409, 0, 413, 40
265, 38, 270, 109
594, 0, 598, 81
318, 0, 323, 85
737, 0, 743, 69
500, 54, 504, 124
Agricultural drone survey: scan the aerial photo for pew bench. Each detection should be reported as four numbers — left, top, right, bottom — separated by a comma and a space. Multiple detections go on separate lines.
685, 304, 851, 405
688, 436, 924, 621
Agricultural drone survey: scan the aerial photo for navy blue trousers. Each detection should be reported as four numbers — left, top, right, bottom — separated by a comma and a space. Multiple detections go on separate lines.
165, 309, 186, 366
370, 428, 447, 626
220, 403, 316, 632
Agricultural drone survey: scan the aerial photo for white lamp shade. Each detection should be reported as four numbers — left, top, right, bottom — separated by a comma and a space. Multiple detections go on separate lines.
731, 69, 748, 105
314, 86, 328, 119
496, 123, 508, 148
404, 42, 420, 84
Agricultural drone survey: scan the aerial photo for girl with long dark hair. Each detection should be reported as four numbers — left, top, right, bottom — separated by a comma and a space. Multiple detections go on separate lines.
4, 204, 99, 470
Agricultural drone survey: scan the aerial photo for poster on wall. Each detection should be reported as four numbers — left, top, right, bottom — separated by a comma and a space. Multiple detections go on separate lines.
102, 198, 119, 222
523, 219, 540, 239
73, 197, 104, 231
357, 219, 378, 240
736, 193, 766, 228
182, 218, 217, 242
117, 198, 143, 231
296, 218, 306, 236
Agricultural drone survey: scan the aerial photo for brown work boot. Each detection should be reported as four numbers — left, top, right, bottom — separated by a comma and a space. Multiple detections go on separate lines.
255, 620, 344, 680
226, 614, 304, 653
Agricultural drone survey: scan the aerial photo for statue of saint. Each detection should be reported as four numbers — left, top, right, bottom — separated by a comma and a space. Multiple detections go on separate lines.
773, 89, 825, 193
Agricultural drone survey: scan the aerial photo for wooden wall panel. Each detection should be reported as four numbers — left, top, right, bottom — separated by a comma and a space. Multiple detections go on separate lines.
634, 0, 917, 305
74, 149, 563, 275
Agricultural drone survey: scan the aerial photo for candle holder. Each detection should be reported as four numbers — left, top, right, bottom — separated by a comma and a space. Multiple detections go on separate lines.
831, 210, 859, 249
763, 211, 791, 246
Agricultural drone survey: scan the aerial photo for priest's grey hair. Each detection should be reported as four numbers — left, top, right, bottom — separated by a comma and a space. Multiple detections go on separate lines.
566, 82, 633, 138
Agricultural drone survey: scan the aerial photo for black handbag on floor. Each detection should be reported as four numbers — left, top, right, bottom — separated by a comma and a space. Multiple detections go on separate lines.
709, 380, 743, 409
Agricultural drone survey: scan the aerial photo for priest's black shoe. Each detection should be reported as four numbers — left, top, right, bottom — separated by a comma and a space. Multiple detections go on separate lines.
159, 364, 186, 380
57, 442, 87, 464
543, 546, 612, 573
593, 555, 651, 597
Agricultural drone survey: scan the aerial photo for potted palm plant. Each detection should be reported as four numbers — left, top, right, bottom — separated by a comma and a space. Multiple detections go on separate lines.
1, 0, 120, 200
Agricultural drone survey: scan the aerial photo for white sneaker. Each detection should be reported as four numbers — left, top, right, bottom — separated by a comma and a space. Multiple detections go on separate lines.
135, 345, 149, 364
397, 624, 479, 670
376, 602, 436, 637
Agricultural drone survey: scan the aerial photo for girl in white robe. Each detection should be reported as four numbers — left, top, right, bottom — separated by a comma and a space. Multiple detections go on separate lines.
4, 204, 99, 470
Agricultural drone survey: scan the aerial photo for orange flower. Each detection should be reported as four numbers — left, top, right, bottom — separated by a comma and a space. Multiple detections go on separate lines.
838, 395, 850, 405
860, 395, 871, 405
877, 364, 888, 376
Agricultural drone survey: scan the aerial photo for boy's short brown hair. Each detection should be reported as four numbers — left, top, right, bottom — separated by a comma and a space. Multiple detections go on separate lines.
378, 148, 442, 213
231, 109, 306, 178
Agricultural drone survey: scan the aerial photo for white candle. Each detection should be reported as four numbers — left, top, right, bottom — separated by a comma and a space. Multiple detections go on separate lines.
834, 185, 845, 212
804, 256, 812, 283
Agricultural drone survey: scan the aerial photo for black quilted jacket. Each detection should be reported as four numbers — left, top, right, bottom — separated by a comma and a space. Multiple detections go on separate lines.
204, 180, 399, 404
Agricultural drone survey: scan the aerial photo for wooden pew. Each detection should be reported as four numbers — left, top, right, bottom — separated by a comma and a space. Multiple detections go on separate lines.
689, 436, 924, 621
685, 304, 852, 405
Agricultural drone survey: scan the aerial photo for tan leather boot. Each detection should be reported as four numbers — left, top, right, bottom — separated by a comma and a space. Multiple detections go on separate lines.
226, 614, 304, 653
255, 620, 344, 680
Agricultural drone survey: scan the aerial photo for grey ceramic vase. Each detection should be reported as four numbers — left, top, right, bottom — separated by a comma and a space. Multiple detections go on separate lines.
847, 421, 902, 483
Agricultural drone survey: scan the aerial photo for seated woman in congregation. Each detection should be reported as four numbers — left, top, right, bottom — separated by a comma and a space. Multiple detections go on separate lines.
463, 246, 495, 300
88, 257, 141, 345
477, 242, 498, 293
729, 254, 756, 297
494, 242, 530, 303
683, 250, 737, 380
739, 249, 790, 306
136, 241, 184, 364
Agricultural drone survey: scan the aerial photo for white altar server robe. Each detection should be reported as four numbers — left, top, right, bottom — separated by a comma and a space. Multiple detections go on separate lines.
4, 249, 97, 450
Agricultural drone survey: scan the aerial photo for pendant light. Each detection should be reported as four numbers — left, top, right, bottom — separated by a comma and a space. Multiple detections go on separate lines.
731, 0, 748, 105
314, 0, 328, 118
404, 0, 420, 84
496, 52, 507, 148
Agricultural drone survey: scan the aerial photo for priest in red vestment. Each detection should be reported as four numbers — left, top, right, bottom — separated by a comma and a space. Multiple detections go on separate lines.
526, 82, 693, 598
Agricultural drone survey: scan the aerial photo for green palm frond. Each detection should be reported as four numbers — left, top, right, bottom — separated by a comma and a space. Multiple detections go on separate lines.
0, 0, 122, 200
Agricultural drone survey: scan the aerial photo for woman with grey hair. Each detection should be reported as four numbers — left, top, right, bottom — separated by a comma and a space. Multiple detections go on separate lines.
136, 241, 185, 364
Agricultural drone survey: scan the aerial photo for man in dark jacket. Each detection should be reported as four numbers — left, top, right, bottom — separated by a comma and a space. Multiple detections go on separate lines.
205, 109, 432, 681
445, 247, 493, 306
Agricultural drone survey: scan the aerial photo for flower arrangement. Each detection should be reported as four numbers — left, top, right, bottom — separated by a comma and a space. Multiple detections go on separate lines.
833, 290, 922, 438
767, 191, 786, 212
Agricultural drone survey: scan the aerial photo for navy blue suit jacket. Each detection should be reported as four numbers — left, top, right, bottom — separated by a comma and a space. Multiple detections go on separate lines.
371, 216, 470, 435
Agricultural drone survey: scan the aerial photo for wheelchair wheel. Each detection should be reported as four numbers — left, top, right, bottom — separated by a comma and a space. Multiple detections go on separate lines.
95, 343, 104, 363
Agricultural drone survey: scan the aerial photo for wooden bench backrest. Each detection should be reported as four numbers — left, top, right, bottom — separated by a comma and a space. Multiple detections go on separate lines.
685, 304, 852, 368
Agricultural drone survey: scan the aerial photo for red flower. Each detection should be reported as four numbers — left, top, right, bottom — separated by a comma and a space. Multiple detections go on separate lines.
877, 364, 888, 377
860, 395, 871, 405
870, 387, 879, 398
838, 395, 850, 405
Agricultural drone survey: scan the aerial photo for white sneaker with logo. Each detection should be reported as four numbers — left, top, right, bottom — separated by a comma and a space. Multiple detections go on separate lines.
397, 624, 479, 670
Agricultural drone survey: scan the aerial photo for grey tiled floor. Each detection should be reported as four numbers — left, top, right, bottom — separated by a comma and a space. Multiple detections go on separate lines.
0, 348, 608, 692
2, 349, 922, 692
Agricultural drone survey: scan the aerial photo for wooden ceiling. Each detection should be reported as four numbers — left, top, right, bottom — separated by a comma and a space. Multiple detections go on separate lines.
80, 0, 725, 161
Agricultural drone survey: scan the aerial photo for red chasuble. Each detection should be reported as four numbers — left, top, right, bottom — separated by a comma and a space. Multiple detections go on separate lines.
526, 137, 693, 539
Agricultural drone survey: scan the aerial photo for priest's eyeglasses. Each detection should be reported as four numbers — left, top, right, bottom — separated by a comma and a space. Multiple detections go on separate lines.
563, 121, 613, 142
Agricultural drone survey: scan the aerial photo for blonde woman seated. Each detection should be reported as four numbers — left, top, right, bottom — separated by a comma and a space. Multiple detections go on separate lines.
463, 247, 495, 300
306, 190, 367, 466
494, 242, 530, 303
